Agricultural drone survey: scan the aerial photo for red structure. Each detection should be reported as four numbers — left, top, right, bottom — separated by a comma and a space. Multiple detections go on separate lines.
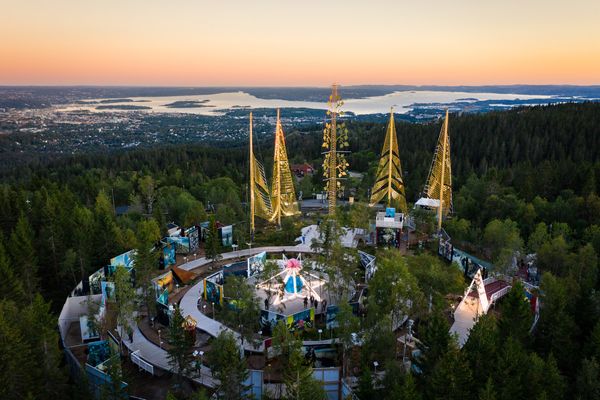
291, 163, 314, 177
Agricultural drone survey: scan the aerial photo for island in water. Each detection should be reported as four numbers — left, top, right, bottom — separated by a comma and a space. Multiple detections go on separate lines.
95, 104, 152, 110
164, 100, 215, 108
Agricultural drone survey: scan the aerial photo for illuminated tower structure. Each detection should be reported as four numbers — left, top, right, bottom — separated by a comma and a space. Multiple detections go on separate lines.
422, 109, 452, 231
369, 108, 408, 213
322, 84, 349, 216
249, 112, 273, 235
270, 109, 299, 226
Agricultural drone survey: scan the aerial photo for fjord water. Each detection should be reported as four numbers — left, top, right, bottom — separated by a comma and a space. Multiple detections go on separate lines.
59, 90, 552, 116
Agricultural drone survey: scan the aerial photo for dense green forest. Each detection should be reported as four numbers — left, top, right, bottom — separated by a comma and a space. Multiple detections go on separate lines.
1, 102, 600, 399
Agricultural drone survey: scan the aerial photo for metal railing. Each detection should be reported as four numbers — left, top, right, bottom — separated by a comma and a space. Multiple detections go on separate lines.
342, 379, 360, 400
131, 350, 154, 375
489, 285, 511, 305
482, 276, 496, 285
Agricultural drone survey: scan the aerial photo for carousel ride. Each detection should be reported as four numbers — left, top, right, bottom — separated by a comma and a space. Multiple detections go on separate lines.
254, 254, 329, 315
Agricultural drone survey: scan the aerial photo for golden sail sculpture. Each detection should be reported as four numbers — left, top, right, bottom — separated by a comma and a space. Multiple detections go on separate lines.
322, 84, 349, 216
423, 109, 452, 231
249, 112, 273, 234
369, 108, 408, 213
270, 109, 299, 225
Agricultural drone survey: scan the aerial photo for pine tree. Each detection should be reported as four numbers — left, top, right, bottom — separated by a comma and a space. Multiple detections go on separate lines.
497, 281, 532, 345
8, 214, 39, 302
282, 348, 327, 400
478, 378, 496, 400
72, 205, 94, 285
356, 366, 375, 400
398, 372, 422, 400
494, 337, 529, 400
576, 357, 600, 400
205, 216, 222, 263
100, 354, 127, 400
0, 235, 26, 302
23, 295, 68, 398
464, 313, 499, 384
541, 354, 565, 400
336, 301, 360, 378
207, 330, 249, 400
269, 320, 326, 399
588, 321, 600, 360
133, 218, 161, 319
416, 312, 451, 376
113, 265, 136, 352
536, 272, 579, 371
93, 191, 120, 269
426, 342, 473, 400
167, 305, 195, 384
0, 300, 35, 399
220, 275, 260, 346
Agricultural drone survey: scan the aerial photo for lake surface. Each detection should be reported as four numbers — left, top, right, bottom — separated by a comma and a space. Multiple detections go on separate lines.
58, 90, 553, 116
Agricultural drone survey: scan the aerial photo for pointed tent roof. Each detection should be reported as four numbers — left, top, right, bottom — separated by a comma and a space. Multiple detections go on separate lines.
423, 110, 452, 216
270, 109, 299, 223
250, 112, 274, 227
369, 109, 408, 213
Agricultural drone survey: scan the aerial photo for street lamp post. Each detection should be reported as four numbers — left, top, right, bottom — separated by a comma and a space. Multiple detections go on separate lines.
193, 350, 199, 378
193, 350, 205, 383
203, 304, 207, 314
373, 361, 379, 375
318, 329, 323, 341
158, 330, 161, 348
200, 350, 204, 376
211, 302, 215, 319
403, 319, 414, 366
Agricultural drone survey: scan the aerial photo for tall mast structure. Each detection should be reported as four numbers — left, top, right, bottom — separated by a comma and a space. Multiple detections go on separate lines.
423, 109, 452, 232
322, 84, 349, 216
328, 86, 338, 215
270, 109, 299, 226
369, 108, 407, 213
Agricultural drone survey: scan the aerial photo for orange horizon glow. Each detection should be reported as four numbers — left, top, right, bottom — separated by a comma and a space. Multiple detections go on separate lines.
1, 0, 599, 86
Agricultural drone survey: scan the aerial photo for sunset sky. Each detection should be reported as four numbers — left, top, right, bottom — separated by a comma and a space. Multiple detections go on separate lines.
1, 0, 599, 86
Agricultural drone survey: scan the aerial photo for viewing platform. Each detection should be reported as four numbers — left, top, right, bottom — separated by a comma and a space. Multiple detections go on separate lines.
450, 271, 511, 347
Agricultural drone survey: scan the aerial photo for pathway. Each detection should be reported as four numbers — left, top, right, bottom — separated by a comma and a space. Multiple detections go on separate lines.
124, 245, 317, 385
178, 245, 314, 272
178, 245, 318, 352
122, 325, 219, 388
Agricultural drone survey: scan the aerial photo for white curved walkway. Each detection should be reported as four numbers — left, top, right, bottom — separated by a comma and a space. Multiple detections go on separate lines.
122, 325, 219, 388
178, 245, 317, 352
119, 245, 317, 386
178, 244, 314, 272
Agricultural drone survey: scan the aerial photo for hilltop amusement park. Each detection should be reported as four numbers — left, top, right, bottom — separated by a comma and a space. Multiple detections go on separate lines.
57, 86, 541, 400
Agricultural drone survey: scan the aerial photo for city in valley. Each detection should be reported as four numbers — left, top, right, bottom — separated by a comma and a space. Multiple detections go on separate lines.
2, 85, 598, 168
